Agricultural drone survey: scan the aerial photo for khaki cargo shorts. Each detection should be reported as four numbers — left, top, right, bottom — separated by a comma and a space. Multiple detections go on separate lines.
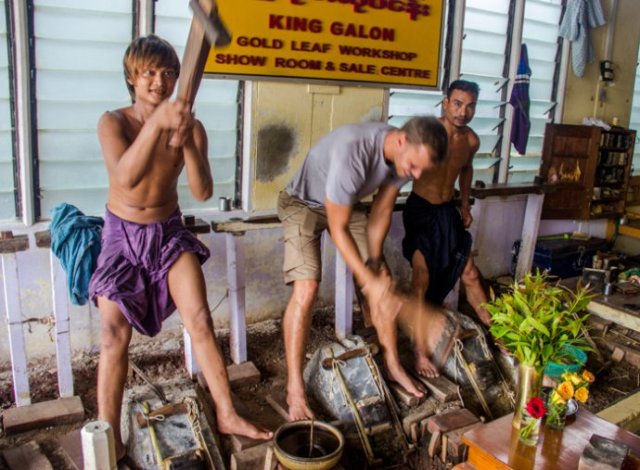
277, 191, 369, 284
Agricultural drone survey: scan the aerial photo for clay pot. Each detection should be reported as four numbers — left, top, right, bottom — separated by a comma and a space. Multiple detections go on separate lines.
273, 420, 344, 470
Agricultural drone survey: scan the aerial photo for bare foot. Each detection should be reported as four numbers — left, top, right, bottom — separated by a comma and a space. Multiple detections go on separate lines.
385, 360, 425, 398
414, 349, 440, 378
287, 392, 315, 421
217, 412, 273, 440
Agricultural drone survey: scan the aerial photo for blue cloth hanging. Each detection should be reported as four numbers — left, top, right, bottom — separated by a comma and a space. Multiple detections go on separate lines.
510, 43, 532, 155
50, 203, 104, 305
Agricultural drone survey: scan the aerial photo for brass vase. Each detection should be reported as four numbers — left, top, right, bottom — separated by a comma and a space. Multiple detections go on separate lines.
513, 364, 543, 429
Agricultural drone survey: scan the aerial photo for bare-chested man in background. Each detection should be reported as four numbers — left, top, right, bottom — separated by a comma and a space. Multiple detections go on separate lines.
88, 35, 270, 462
402, 80, 491, 378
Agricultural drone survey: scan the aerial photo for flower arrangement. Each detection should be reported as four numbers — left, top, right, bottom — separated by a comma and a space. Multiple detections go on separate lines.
546, 369, 595, 429
484, 271, 594, 371
519, 396, 546, 445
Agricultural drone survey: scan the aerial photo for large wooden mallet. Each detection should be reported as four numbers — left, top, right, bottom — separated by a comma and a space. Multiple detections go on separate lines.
169, 0, 231, 147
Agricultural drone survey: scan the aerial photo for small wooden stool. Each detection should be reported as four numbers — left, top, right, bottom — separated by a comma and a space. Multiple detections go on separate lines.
427, 408, 480, 463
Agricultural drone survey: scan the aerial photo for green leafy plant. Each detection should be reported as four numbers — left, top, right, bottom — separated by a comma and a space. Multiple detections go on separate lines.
484, 271, 594, 371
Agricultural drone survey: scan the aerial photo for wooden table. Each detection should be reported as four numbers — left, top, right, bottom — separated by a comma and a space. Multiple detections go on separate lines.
461, 410, 640, 469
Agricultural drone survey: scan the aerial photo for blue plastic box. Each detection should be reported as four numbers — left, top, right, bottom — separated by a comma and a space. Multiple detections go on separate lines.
511, 236, 610, 279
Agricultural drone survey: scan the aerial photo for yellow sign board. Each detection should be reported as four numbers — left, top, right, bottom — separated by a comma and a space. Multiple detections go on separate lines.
204, 0, 445, 88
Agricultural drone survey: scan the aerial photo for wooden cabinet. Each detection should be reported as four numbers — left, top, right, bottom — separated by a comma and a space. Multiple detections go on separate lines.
539, 123, 636, 220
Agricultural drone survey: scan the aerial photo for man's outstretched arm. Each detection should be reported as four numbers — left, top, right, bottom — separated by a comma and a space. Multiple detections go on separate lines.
325, 198, 392, 305
367, 182, 400, 265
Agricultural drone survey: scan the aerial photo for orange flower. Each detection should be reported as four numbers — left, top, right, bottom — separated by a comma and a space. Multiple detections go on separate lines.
582, 370, 595, 383
557, 381, 574, 401
575, 387, 589, 403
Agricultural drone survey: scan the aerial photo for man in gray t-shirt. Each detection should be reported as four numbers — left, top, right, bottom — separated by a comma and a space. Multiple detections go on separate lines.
277, 116, 448, 420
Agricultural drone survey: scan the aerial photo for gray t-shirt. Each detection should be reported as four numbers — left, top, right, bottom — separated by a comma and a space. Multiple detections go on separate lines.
286, 122, 408, 207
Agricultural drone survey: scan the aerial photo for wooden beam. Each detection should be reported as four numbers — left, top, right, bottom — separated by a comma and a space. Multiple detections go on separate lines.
0, 234, 29, 254
588, 300, 640, 333
227, 233, 247, 364
2, 441, 53, 470
2, 253, 30, 406
335, 249, 354, 339
50, 254, 74, 397
169, 0, 218, 147
515, 193, 545, 280
176, 0, 216, 108
2, 396, 85, 434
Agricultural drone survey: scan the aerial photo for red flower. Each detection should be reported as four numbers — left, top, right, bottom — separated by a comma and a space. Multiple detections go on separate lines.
525, 397, 546, 419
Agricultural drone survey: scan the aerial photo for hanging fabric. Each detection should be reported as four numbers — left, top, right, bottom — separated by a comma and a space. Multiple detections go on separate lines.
559, 0, 606, 78
510, 43, 532, 155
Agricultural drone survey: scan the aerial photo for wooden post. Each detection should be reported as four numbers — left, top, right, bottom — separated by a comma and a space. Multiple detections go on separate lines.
2, 253, 31, 406
183, 328, 200, 378
335, 251, 354, 339
50, 255, 74, 397
515, 193, 545, 281
226, 233, 247, 364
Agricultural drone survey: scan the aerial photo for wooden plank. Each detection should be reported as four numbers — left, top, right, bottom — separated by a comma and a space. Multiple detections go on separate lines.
2, 253, 31, 406
196, 362, 260, 392
230, 442, 272, 470
2, 441, 53, 470
427, 408, 479, 435
183, 329, 200, 378
619, 224, 640, 239
57, 429, 83, 470
50, 254, 74, 397
266, 392, 291, 422
34, 230, 51, 248
335, 249, 354, 339
415, 374, 459, 402
227, 233, 247, 364
597, 390, 640, 433
401, 400, 438, 436
0, 235, 29, 254
470, 183, 548, 199
227, 361, 261, 389
515, 193, 545, 280
211, 217, 281, 234
2, 396, 85, 434
588, 300, 640, 333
